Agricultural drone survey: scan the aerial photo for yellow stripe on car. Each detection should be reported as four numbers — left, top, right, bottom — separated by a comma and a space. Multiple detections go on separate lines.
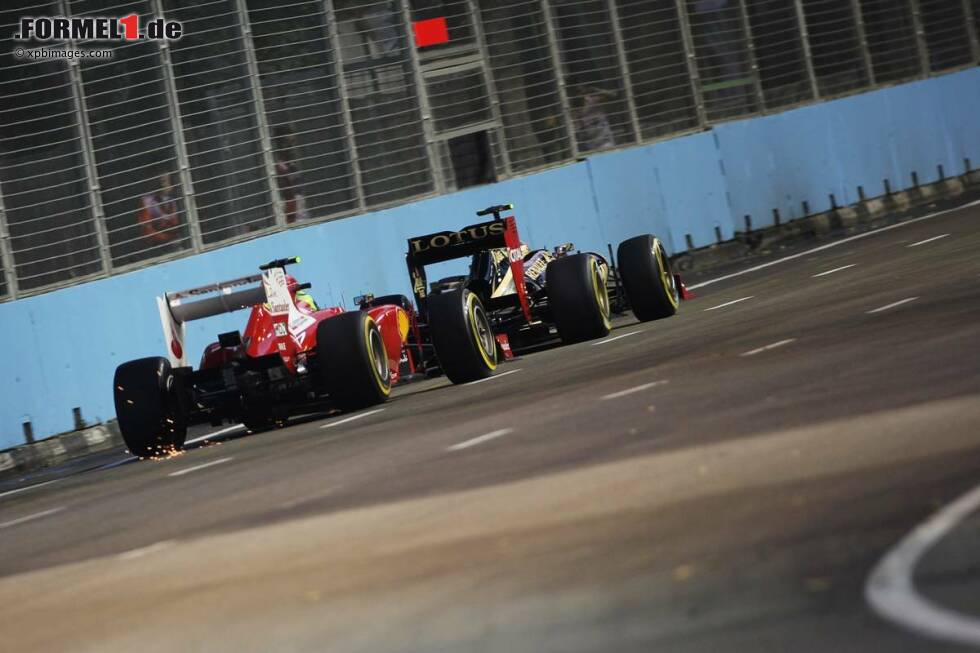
467, 293, 497, 371
654, 239, 679, 309
363, 316, 391, 396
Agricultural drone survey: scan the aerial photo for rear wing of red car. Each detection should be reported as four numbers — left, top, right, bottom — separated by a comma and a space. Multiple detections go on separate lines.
157, 259, 298, 367
406, 205, 531, 321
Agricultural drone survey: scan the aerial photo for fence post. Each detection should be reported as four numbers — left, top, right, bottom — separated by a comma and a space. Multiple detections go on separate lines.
961, 0, 980, 64
234, 0, 287, 229
0, 181, 17, 299
793, 0, 820, 100
848, 0, 876, 87
323, 0, 366, 211
675, 0, 709, 128
468, 0, 514, 176
908, 0, 931, 77
539, 0, 580, 159
399, 0, 445, 193
61, 0, 111, 277
151, 0, 203, 252
607, 0, 642, 143
736, 0, 766, 113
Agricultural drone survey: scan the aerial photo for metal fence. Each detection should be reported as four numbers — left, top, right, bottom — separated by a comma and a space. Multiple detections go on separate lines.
1, 0, 978, 299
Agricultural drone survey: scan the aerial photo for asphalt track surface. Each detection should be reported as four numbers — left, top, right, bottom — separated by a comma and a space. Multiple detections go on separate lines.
0, 201, 978, 652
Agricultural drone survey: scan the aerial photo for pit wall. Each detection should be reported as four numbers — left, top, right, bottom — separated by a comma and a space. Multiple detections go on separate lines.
1, 68, 978, 448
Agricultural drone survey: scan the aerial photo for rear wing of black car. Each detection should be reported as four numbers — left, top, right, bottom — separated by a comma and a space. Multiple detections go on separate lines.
406, 206, 531, 321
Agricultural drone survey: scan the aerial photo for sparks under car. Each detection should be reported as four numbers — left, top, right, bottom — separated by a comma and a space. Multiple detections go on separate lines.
112, 257, 424, 458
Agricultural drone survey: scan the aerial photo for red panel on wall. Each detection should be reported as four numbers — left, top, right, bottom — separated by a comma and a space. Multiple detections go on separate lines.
413, 17, 449, 48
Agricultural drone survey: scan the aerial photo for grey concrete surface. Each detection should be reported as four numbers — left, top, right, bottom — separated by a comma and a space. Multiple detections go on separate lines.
0, 202, 978, 652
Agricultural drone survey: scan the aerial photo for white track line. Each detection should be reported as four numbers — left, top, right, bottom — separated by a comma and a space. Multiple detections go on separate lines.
0, 506, 65, 529
319, 408, 385, 429
118, 540, 176, 561
592, 330, 642, 346
867, 297, 918, 314
448, 428, 514, 452
465, 369, 522, 385
184, 424, 244, 445
866, 481, 980, 647
740, 338, 797, 357
168, 457, 233, 477
687, 200, 980, 290
0, 479, 59, 499
812, 264, 857, 278
601, 380, 669, 400
704, 296, 754, 311
94, 457, 137, 471
907, 233, 950, 248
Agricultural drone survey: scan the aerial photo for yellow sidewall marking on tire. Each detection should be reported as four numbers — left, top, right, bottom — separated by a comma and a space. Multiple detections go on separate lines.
466, 293, 497, 371
591, 258, 612, 329
364, 316, 391, 396
654, 239, 679, 309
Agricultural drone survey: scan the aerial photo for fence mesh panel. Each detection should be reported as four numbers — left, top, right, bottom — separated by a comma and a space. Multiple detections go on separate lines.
861, 0, 921, 84
684, 0, 758, 121
919, 0, 973, 72
0, 2, 105, 291
165, 0, 276, 245
71, 0, 192, 267
479, 0, 571, 171
745, 0, 813, 108
334, 0, 433, 207
0, 0, 978, 298
801, 0, 869, 96
616, 0, 699, 139
247, 0, 358, 223
548, 0, 636, 152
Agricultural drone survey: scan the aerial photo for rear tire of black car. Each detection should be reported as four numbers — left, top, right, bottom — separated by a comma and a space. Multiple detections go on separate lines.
617, 235, 679, 321
113, 357, 187, 458
546, 253, 612, 343
317, 311, 391, 411
428, 287, 498, 384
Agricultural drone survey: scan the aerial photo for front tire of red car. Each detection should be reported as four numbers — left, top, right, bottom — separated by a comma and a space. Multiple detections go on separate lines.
317, 311, 391, 411
113, 357, 187, 458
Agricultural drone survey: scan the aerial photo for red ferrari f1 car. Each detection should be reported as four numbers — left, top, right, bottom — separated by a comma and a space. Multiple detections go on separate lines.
113, 257, 422, 457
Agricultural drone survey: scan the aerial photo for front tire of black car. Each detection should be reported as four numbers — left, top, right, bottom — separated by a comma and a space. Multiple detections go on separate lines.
113, 357, 187, 458
428, 287, 498, 384
546, 253, 612, 343
317, 311, 391, 410
617, 235, 679, 321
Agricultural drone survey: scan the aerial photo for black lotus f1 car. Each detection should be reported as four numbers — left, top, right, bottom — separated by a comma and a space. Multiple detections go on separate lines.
387, 203, 691, 384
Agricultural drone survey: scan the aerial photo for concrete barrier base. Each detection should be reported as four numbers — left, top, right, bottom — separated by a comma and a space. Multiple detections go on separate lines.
673, 170, 979, 275
0, 422, 123, 480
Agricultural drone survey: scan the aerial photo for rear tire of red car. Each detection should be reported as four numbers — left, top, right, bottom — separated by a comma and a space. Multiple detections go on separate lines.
546, 253, 612, 343
617, 235, 679, 321
113, 357, 187, 458
317, 311, 391, 410
428, 287, 498, 384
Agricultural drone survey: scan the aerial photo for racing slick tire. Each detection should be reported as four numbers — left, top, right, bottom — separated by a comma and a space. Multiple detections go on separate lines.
617, 235, 679, 321
113, 357, 187, 458
546, 253, 612, 343
427, 287, 498, 384
317, 311, 391, 410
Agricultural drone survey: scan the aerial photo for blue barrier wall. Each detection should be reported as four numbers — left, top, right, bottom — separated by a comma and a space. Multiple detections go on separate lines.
1, 68, 978, 448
